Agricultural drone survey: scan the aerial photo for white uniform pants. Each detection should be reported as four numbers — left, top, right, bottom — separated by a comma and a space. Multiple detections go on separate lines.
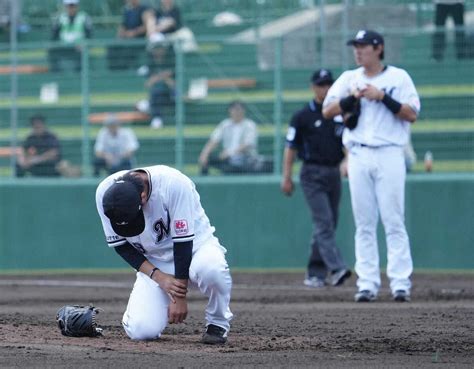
122, 239, 233, 340
348, 145, 413, 295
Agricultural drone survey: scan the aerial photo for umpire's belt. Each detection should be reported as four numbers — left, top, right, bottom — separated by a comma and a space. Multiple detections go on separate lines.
304, 160, 339, 167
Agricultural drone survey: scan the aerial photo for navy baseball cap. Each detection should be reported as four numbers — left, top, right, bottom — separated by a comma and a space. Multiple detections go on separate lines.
311, 69, 334, 85
103, 178, 145, 237
347, 30, 384, 46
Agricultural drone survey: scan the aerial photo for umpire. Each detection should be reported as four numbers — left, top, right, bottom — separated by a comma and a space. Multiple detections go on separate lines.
281, 69, 351, 288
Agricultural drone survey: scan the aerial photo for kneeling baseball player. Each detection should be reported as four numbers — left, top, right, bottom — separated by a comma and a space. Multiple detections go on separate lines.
95, 165, 233, 344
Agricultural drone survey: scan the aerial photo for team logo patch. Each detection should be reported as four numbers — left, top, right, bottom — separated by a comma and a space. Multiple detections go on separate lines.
174, 219, 188, 235
314, 119, 322, 128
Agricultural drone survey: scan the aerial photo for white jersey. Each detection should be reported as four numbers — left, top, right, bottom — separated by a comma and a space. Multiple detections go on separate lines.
96, 165, 216, 262
323, 65, 420, 148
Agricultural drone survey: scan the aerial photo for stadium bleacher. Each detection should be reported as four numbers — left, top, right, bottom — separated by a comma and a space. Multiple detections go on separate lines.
0, 0, 473, 176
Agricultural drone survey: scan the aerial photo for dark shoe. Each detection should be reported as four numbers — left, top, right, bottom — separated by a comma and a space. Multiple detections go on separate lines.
330, 269, 352, 286
354, 290, 376, 302
303, 276, 326, 288
393, 290, 410, 302
201, 324, 227, 344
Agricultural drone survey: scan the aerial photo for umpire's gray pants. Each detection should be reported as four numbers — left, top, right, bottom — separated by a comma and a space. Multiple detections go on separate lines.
300, 163, 347, 279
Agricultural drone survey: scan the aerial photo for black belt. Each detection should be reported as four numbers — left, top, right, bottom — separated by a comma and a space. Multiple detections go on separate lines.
304, 160, 339, 167
358, 143, 397, 149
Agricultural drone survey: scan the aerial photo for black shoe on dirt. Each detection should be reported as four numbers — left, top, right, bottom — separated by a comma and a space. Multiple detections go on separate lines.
201, 324, 227, 344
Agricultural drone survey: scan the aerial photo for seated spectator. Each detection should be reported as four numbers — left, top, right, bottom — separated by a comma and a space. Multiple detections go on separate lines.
107, 0, 148, 70
198, 101, 273, 175
16, 114, 61, 177
48, 0, 92, 72
144, 0, 181, 43
137, 40, 176, 129
93, 114, 139, 176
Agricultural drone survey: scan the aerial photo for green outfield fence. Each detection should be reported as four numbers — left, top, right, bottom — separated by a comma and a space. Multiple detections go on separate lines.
0, 174, 473, 271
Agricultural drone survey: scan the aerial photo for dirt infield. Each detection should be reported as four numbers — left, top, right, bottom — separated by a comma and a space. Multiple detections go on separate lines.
0, 271, 473, 368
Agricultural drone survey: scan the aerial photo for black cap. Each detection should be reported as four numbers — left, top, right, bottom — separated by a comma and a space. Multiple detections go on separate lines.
102, 179, 145, 237
347, 30, 384, 46
311, 69, 334, 85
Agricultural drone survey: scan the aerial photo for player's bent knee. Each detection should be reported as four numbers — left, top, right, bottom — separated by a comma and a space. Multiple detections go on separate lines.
122, 317, 167, 340
197, 264, 232, 292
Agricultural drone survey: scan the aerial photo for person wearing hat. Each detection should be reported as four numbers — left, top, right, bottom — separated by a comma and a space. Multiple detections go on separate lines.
93, 114, 139, 176
281, 69, 351, 289
95, 166, 233, 344
323, 30, 420, 303
48, 0, 92, 72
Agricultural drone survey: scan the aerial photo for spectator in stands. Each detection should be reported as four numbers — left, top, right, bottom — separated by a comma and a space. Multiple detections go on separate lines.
48, 0, 92, 72
198, 101, 272, 175
93, 114, 140, 176
144, 0, 181, 42
432, 0, 467, 61
139, 39, 176, 129
16, 114, 61, 177
107, 0, 148, 70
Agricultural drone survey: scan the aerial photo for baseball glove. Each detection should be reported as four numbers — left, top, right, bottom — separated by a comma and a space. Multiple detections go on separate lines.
56, 305, 103, 337
343, 98, 360, 130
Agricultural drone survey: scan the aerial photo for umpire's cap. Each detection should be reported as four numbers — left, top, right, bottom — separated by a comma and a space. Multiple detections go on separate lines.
103, 178, 145, 237
311, 69, 334, 86
347, 30, 384, 46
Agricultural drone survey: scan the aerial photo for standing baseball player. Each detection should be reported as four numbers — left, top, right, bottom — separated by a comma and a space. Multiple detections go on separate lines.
281, 69, 351, 288
95, 165, 233, 343
323, 30, 420, 302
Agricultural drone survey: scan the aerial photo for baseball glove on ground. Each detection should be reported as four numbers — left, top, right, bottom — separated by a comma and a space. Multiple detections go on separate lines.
56, 305, 103, 337
343, 98, 361, 130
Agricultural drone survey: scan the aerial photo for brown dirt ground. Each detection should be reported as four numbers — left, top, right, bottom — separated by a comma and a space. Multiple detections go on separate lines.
0, 271, 473, 368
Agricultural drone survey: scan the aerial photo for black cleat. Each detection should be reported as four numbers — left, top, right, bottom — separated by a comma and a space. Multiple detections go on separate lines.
393, 290, 410, 302
201, 324, 227, 344
330, 269, 352, 286
354, 290, 376, 302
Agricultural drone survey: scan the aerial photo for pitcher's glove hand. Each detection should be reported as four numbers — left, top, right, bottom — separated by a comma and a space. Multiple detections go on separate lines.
56, 305, 103, 337
343, 98, 361, 130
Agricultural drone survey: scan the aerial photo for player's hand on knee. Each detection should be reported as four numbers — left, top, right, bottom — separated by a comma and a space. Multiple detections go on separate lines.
168, 296, 188, 324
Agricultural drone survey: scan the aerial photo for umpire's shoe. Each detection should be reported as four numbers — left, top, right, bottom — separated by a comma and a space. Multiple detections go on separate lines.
354, 290, 376, 302
329, 269, 352, 286
201, 324, 227, 344
393, 290, 411, 302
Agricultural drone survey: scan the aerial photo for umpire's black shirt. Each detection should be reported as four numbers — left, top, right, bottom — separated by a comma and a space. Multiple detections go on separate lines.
286, 100, 344, 166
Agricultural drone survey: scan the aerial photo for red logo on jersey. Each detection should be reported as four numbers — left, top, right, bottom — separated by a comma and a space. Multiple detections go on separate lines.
174, 219, 188, 235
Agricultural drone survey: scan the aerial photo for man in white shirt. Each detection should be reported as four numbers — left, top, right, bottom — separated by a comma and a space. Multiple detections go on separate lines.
198, 100, 261, 175
95, 165, 233, 344
323, 30, 420, 303
93, 115, 139, 176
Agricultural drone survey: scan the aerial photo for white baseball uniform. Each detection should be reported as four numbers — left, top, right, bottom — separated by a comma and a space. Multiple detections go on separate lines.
324, 65, 420, 296
96, 165, 233, 340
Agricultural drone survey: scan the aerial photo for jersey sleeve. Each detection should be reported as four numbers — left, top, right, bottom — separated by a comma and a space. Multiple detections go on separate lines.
399, 71, 421, 116
166, 176, 195, 243
323, 71, 352, 107
95, 178, 127, 248
286, 111, 302, 149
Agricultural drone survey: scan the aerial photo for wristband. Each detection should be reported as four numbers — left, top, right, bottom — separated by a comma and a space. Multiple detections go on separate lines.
339, 95, 357, 112
381, 93, 402, 114
149, 267, 159, 279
